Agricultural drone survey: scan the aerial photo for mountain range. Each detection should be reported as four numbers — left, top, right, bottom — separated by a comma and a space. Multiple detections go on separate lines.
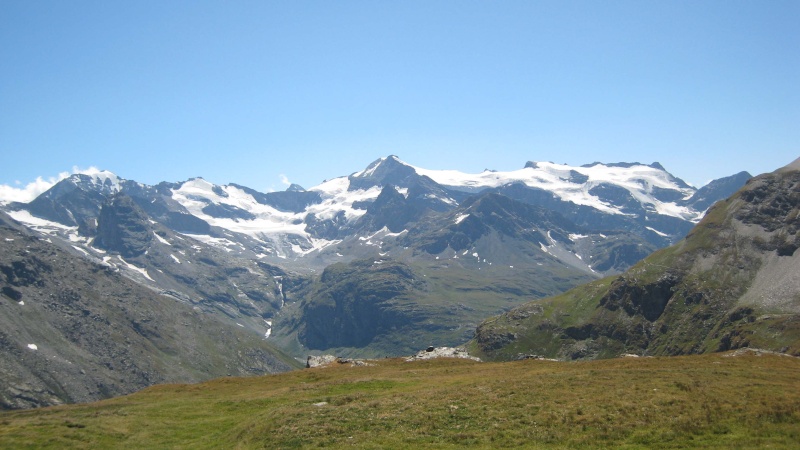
469, 158, 800, 360
1, 156, 754, 407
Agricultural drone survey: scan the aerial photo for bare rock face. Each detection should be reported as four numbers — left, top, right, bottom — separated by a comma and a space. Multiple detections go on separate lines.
94, 193, 153, 257
306, 355, 338, 368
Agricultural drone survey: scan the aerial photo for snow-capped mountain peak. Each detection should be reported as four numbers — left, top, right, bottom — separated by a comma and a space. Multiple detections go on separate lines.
350, 155, 408, 179
79, 167, 121, 183
62, 169, 124, 196
345, 155, 419, 192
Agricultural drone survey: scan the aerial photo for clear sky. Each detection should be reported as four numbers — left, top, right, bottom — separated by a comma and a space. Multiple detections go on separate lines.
1, 1, 798, 201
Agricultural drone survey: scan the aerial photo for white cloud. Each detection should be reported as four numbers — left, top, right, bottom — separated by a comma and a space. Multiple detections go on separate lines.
0, 167, 101, 205
279, 174, 291, 186
0, 172, 67, 204
75, 165, 102, 176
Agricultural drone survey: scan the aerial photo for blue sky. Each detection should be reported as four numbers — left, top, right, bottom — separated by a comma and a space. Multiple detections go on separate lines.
1, 1, 798, 199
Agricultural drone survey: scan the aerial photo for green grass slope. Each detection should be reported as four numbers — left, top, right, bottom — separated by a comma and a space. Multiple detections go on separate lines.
1, 351, 799, 449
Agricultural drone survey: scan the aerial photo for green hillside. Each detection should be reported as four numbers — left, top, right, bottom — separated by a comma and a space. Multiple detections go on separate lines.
1, 351, 799, 449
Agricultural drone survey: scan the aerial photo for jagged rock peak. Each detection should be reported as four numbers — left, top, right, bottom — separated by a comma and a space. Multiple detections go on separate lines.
346, 155, 420, 191
287, 183, 306, 192
352, 155, 410, 177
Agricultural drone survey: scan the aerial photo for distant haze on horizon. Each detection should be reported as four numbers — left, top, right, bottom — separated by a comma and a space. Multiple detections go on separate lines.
1, 1, 797, 194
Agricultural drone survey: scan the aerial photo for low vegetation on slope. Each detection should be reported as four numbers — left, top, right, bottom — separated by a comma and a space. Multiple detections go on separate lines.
1, 351, 799, 449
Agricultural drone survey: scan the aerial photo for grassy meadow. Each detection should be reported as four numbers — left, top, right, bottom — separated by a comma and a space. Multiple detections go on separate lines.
1, 350, 799, 449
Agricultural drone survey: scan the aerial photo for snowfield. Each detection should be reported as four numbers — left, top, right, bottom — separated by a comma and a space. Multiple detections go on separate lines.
414, 160, 700, 221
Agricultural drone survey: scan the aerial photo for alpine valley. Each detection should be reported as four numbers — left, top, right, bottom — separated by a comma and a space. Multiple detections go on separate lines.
0, 156, 754, 408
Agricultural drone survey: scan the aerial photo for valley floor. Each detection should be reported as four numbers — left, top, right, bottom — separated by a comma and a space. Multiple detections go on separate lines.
1, 350, 799, 449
